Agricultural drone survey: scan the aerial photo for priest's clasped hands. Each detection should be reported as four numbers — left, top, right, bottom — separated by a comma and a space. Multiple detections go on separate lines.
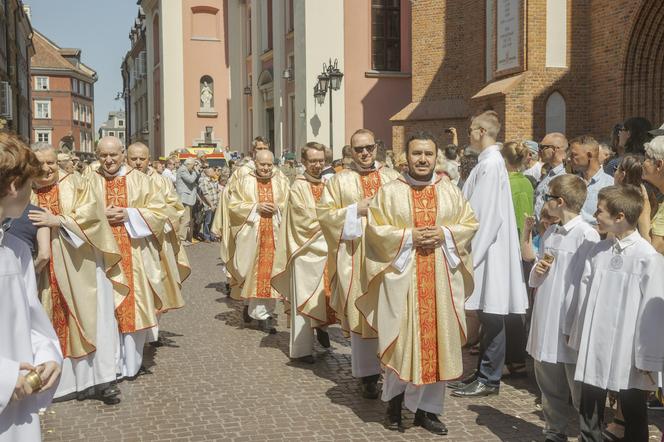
412, 226, 446, 250
105, 205, 129, 225
12, 361, 61, 402
257, 202, 276, 216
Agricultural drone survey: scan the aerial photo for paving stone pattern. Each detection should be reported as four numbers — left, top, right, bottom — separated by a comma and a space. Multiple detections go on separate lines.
41, 243, 664, 441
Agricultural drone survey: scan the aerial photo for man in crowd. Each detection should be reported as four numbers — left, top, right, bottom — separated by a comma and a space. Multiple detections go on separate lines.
29, 143, 127, 405
643, 135, 664, 254
126, 142, 189, 319
359, 132, 478, 434
227, 150, 289, 333
317, 128, 400, 399
272, 142, 335, 363
87, 136, 168, 379
534, 133, 568, 218
176, 158, 201, 245
320, 146, 335, 181
198, 167, 221, 242
451, 111, 529, 397
568, 135, 614, 224
162, 157, 177, 184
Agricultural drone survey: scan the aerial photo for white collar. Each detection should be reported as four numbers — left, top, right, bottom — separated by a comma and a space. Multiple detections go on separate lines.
478, 144, 500, 161
613, 230, 640, 253
403, 172, 436, 186
557, 215, 583, 234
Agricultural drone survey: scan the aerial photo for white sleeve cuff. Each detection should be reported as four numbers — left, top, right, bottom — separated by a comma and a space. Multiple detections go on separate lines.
248, 205, 260, 223
60, 225, 86, 249
164, 221, 173, 234
123, 208, 152, 239
341, 203, 363, 240
392, 230, 413, 273
440, 227, 461, 269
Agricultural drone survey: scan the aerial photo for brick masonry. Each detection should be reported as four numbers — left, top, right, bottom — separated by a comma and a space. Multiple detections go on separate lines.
392, 0, 664, 154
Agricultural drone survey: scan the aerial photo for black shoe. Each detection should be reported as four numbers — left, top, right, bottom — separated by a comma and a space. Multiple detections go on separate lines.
315, 328, 331, 348
225, 283, 231, 297
414, 409, 448, 435
447, 372, 477, 390
101, 395, 121, 405
292, 355, 315, 364
242, 305, 251, 323
149, 336, 164, 347
260, 317, 277, 334
360, 374, 380, 399
385, 393, 404, 432
101, 384, 120, 398
450, 379, 499, 398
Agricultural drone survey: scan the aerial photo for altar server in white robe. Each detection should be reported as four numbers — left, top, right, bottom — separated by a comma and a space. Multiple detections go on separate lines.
568, 185, 664, 442
0, 134, 62, 442
452, 111, 529, 398
527, 175, 599, 442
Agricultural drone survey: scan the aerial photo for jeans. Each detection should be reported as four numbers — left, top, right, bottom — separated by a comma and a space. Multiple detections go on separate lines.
202, 209, 215, 241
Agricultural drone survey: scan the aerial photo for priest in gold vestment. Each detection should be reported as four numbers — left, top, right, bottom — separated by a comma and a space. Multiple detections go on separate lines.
272, 142, 335, 363
227, 150, 289, 333
29, 144, 128, 404
87, 136, 168, 379
127, 143, 189, 318
358, 133, 477, 435
317, 128, 399, 398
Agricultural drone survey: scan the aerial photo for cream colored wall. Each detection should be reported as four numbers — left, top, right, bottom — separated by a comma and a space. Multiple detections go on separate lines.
160, 0, 185, 154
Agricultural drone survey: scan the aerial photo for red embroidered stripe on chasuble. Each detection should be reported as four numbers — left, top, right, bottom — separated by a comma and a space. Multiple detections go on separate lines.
411, 185, 439, 384
256, 180, 276, 298
309, 181, 336, 325
35, 183, 71, 356
105, 176, 136, 333
360, 171, 381, 198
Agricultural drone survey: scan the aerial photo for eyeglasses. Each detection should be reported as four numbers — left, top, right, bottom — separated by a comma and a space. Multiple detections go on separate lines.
543, 194, 561, 202
617, 126, 628, 133
539, 144, 556, 151
467, 126, 483, 135
353, 144, 376, 154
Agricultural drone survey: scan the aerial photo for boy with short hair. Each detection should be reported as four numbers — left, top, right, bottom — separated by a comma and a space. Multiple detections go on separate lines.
528, 174, 600, 442
569, 185, 664, 441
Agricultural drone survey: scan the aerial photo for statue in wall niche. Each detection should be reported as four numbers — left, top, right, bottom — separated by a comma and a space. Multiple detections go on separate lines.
200, 81, 213, 110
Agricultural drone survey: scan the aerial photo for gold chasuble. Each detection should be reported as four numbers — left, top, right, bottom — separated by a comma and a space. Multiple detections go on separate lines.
316, 165, 400, 337
357, 177, 478, 384
32, 173, 128, 359
272, 176, 336, 327
147, 169, 190, 312
87, 168, 168, 334
226, 172, 289, 301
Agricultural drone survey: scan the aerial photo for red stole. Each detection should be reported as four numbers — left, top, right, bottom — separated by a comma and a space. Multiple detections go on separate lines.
255, 179, 276, 298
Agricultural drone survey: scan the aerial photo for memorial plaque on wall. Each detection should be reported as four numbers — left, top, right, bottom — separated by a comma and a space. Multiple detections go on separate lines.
495, 0, 524, 76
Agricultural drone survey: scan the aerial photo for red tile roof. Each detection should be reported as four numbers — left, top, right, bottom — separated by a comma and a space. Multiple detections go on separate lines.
31, 31, 96, 80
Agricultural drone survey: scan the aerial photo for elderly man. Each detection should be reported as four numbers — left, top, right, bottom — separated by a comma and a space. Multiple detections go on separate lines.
198, 168, 221, 242
643, 135, 664, 254
359, 132, 478, 434
451, 111, 528, 398
317, 128, 400, 399
87, 136, 168, 379
29, 143, 127, 404
176, 158, 201, 244
227, 150, 289, 333
57, 152, 75, 175
534, 133, 568, 218
272, 142, 335, 363
126, 142, 189, 317
568, 135, 614, 224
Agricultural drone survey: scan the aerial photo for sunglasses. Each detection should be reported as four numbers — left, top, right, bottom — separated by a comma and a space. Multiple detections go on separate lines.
353, 144, 376, 154
543, 194, 561, 202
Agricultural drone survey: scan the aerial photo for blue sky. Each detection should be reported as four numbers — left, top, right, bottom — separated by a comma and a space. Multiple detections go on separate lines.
27, 0, 139, 131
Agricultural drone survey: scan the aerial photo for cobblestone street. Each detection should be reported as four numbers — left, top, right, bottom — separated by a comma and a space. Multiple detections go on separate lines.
40, 243, 664, 441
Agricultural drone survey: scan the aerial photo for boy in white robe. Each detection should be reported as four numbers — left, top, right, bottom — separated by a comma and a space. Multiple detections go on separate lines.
527, 175, 599, 442
0, 134, 62, 442
568, 185, 664, 441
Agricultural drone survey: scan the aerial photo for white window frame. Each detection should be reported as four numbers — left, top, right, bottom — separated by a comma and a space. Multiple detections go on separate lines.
35, 129, 52, 144
35, 76, 49, 90
34, 100, 51, 119
72, 79, 78, 94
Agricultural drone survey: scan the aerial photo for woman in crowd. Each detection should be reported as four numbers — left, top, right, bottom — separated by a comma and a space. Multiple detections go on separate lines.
605, 117, 652, 175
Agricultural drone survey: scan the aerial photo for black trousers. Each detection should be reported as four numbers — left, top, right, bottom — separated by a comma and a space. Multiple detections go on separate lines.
475, 311, 506, 387
579, 383, 648, 442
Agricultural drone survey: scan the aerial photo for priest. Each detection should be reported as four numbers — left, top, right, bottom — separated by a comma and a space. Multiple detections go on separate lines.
358, 133, 477, 434
272, 142, 336, 363
29, 143, 128, 404
126, 142, 189, 318
227, 149, 289, 333
1, 134, 62, 442
317, 128, 400, 398
87, 136, 168, 379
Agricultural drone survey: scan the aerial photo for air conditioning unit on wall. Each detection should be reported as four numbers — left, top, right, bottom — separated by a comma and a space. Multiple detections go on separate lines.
0, 82, 13, 120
